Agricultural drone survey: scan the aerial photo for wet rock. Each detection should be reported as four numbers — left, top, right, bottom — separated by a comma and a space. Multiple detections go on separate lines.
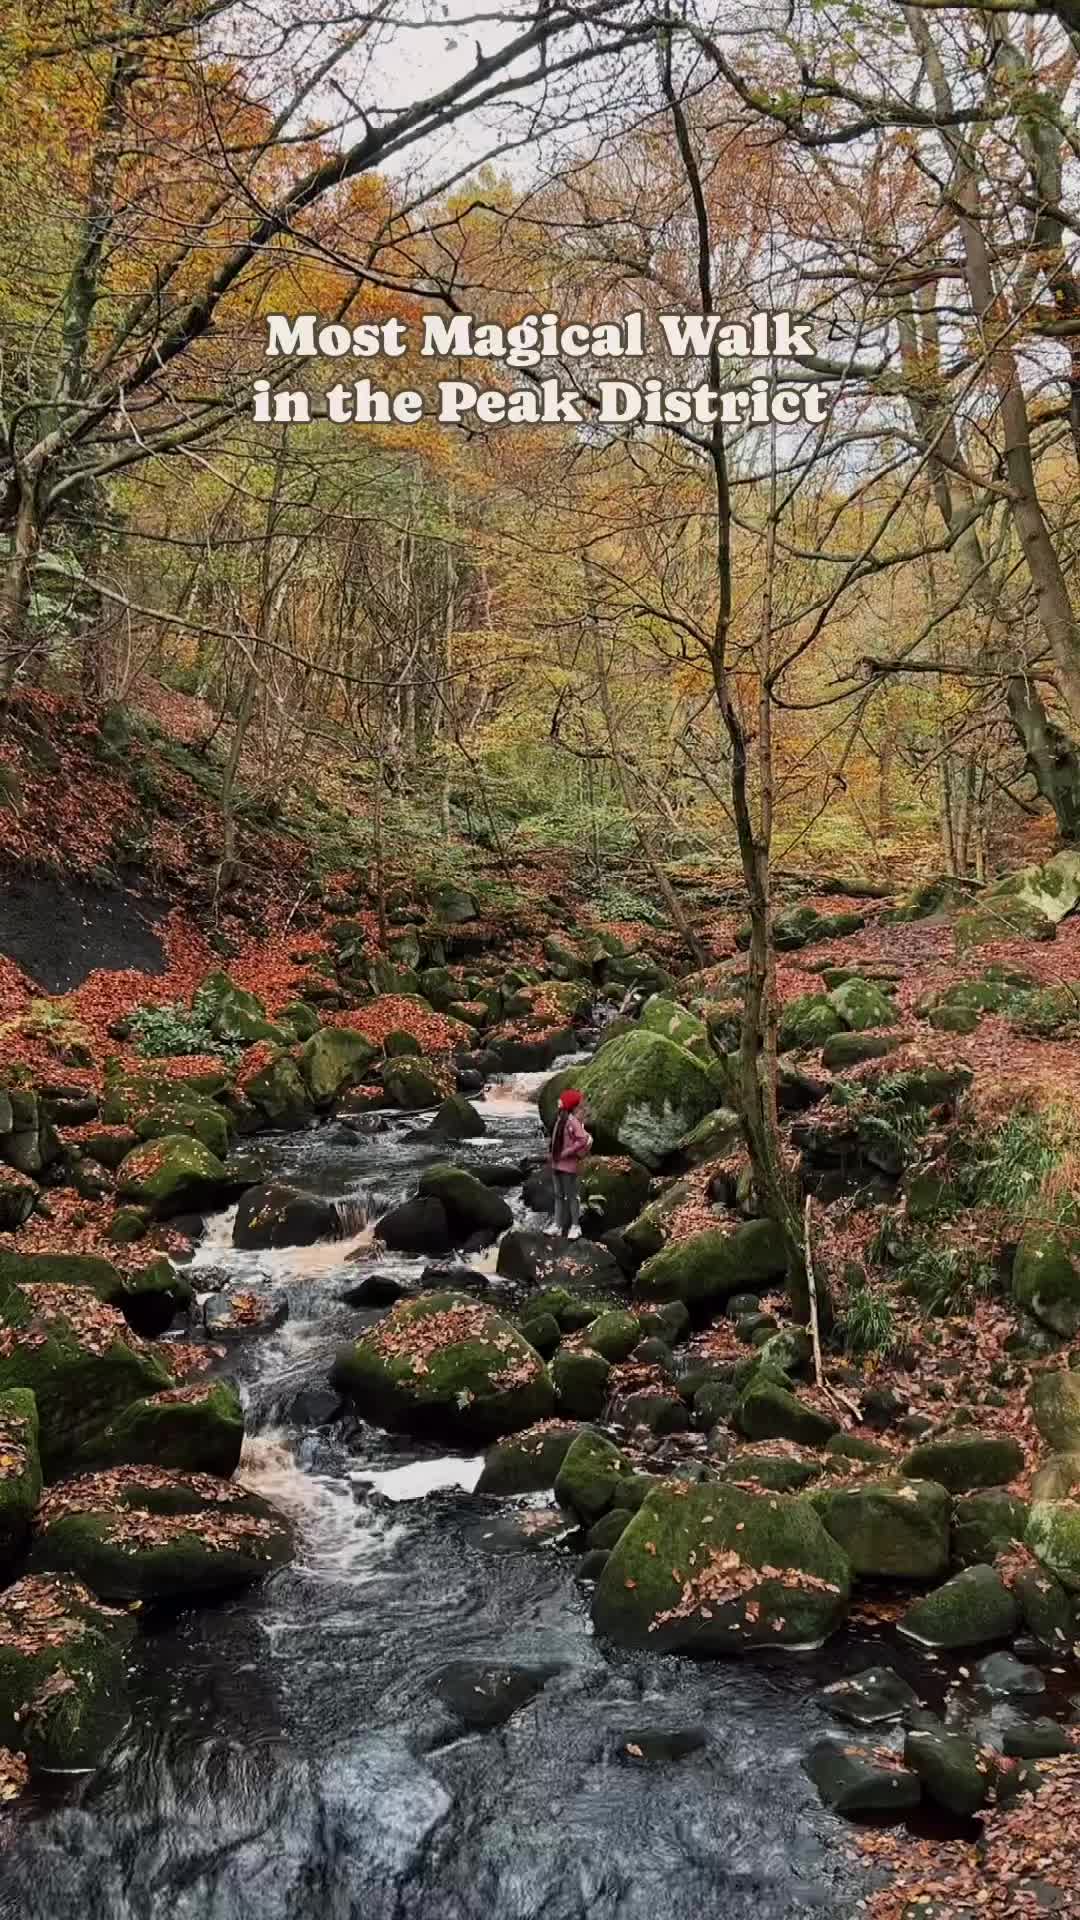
0, 1573, 135, 1772
1014, 1565, 1073, 1652
417, 1165, 512, 1242
475, 1421, 583, 1495
903, 1724, 989, 1816
432, 1659, 558, 1729
578, 1547, 610, 1582
376, 1196, 455, 1256
587, 1507, 633, 1550
340, 1273, 415, 1309
78, 1379, 245, 1476
496, 1230, 622, 1292
898, 1564, 1019, 1650
819, 1666, 919, 1728
593, 1480, 850, 1653
518, 1311, 561, 1358
1030, 1371, 1080, 1450
331, 1291, 554, 1442
974, 1651, 1045, 1695
804, 1740, 920, 1815
116, 1134, 230, 1219
204, 1287, 289, 1338
811, 1479, 949, 1581
426, 1095, 487, 1142
1002, 1718, 1071, 1758
233, 1182, 337, 1251
616, 1390, 688, 1437
585, 1309, 640, 1362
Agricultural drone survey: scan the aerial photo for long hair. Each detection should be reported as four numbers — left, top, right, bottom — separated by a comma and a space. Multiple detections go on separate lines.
550, 1109, 569, 1160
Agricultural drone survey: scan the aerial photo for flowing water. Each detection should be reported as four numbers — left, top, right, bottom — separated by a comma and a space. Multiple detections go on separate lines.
0, 1067, 988, 1918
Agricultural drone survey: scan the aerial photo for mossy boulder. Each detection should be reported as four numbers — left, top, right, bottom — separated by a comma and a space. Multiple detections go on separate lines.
639, 997, 710, 1057
242, 1055, 312, 1130
1025, 1499, 1080, 1592
805, 1740, 920, 1815
199, 971, 288, 1045
668, 1108, 742, 1169
554, 1431, 641, 1523
984, 850, 1080, 925
821, 1032, 901, 1069
1030, 1371, 1080, 1451
382, 1058, 445, 1109
552, 1348, 610, 1419
736, 1379, 840, 1449
898, 1563, 1018, 1649
0, 1166, 37, 1231
827, 978, 896, 1032
0, 1389, 41, 1572
902, 1429, 1024, 1493
904, 1726, 988, 1817
592, 1481, 850, 1652
299, 1028, 379, 1106
885, 876, 973, 924
955, 899, 1056, 952
585, 1310, 641, 1363
721, 1445, 822, 1493
541, 1032, 722, 1170
28, 1468, 292, 1601
811, 1479, 949, 1580
578, 1157, 652, 1231
952, 1490, 1029, 1568
0, 1280, 173, 1477
76, 1381, 244, 1477
116, 1134, 229, 1218
1014, 1231, 1080, 1339
0, 1574, 135, 1772
330, 1292, 553, 1442
1031, 1451, 1080, 1501
476, 1421, 583, 1495
622, 1176, 699, 1262
634, 1219, 787, 1309
0, 1250, 191, 1338
778, 995, 844, 1050
417, 1165, 513, 1241
133, 1098, 232, 1161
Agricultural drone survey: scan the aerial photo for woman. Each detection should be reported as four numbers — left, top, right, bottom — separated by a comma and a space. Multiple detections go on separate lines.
549, 1087, 592, 1239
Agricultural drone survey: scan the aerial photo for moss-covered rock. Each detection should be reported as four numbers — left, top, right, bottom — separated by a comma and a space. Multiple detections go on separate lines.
0, 1165, 38, 1231
1025, 1498, 1080, 1592
0, 1280, 173, 1477
639, 998, 710, 1057
634, 1219, 787, 1308
28, 1468, 292, 1601
0, 1389, 41, 1573
198, 971, 289, 1045
885, 876, 973, 924
827, 978, 897, 1032
578, 1156, 652, 1231
735, 1378, 839, 1449
821, 1032, 902, 1069
585, 1310, 641, 1363
1014, 1231, 1080, 1339
622, 1176, 699, 1262
541, 1032, 723, 1170
552, 1348, 610, 1418
811, 1478, 949, 1580
116, 1134, 229, 1218
955, 899, 1056, 952
133, 1097, 232, 1161
76, 1381, 244, 1477
804, 1740, 920, 1815
668, 1108, 742, 1169
554, 1431, 636, 1523
299, 1028, 379, 1106
778, 995, 844, 1050
951, 1489, 1029, 1568
427, 1094, 487, 1141
0, 1574, 134, 1772
233, 1181, 337, 1251
417, 1164, 513, 1240
902, 1429, 1024, 1493
381, 1058, 445, 1108
721, 1444, 822, 1492
592, 1481, 850, 1652
331, 1291, 553, 1441
0, 1250, 191, 1338
1030, 1371, 1080, 1451
898, 1563, 1018, 1648
904, 1726, 988, 1817
475, 1421, 583, 1495
983, 850, 1080, 925
242, 1054, 312, 1130
518, 1311, 561, 1358
1031, 1451, 1080, 1501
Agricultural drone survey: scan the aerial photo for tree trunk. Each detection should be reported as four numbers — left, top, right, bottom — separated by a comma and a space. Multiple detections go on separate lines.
0, 485, 42, 693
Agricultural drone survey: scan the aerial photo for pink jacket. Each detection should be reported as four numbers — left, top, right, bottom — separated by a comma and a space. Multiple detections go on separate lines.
551, 1110, 592, 1173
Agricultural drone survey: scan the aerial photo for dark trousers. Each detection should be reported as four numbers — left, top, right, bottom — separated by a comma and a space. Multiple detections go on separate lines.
552, 1170, 580, 1234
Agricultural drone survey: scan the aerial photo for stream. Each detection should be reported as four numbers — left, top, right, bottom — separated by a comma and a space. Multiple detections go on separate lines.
0, 1068, 991, 1919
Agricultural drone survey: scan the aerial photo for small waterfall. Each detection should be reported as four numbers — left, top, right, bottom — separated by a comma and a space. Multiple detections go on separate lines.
238, 1427, 402, 1586
333, 1194, 371, 1238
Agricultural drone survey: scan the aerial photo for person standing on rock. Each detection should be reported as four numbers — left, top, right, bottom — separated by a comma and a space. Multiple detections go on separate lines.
549, 1088, 592, 1239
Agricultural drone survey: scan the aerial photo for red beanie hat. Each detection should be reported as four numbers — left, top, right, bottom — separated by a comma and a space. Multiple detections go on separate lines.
559, 1088, 582, 1110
